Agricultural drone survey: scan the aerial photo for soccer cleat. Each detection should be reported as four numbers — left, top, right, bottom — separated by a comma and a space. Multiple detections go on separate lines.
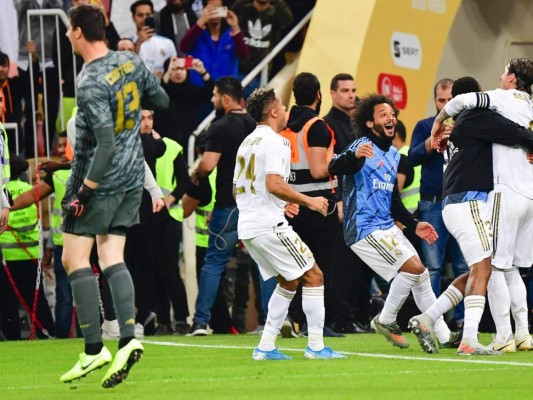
516, 335, 533, 351
252, 347, 292, 361
488, 336, 516, 353
101, 339, 144, 388
304, 346, 347, 359
371, 313, 409, 349
439, 330, 462, 349
187, 322, 207, 336
60, 346, 112, 383
280, 319, 298, 338
408, 313, 438, 354
457, 338, 503, 356
102, 319, 120, 340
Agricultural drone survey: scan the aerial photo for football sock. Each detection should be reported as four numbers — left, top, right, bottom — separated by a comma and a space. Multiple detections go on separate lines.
103, 263, 136, 341
258, 285, 295, 351
69, 267, 102, 352
488, 268, 513, 342
410, 270, 451, 343
302, 285, 325, 351
379, 272, 411, 325
505, 268, 530, 338
463, 295, 485, 341
425, 284, 463, 323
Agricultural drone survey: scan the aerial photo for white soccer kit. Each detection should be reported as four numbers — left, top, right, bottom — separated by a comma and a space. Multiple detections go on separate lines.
234, 125, 315, 281
351, 226, 417, 282
445, 88, 533, 269
442, 200, 492, 267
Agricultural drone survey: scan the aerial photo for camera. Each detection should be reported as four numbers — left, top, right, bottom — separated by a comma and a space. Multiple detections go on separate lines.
185, 56, 194, 69
211, 6, 228, 18
144, 16, 155, 29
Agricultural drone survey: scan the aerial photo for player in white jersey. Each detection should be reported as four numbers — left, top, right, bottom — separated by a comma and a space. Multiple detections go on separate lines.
234, 87, 345, 360
431, 58, 533, 352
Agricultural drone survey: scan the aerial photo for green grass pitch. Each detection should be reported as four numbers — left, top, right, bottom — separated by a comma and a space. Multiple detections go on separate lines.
1, 332, 532, 399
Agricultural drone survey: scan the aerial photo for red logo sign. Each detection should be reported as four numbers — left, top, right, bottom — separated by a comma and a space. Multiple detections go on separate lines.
377, 73, 408, 109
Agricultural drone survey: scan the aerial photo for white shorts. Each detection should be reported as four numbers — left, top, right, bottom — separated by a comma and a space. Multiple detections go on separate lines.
490, 186, 533, 269
350, 226, 417, 282
442, 200, 492, 267
242, 225, 315, 282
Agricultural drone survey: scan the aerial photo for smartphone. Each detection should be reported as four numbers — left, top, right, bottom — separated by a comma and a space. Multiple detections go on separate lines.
185, 55, 194, 69
212, 6, 228, 18
144, 16, 155, 29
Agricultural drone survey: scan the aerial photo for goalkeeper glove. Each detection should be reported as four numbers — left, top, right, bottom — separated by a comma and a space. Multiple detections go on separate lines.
63, 183, 94, 217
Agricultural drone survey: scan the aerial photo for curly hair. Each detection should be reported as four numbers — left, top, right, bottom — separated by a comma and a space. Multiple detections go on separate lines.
246, 87, 277, 123
353, 94, 399, 133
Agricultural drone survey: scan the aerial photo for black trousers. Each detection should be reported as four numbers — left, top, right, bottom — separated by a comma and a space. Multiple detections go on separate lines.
0, 260, 55, 340
331, 223, 373, 326
153, 218, 189, 325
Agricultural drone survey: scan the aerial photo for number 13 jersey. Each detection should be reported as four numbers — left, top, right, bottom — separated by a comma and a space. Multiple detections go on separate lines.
70, 50, 160, 196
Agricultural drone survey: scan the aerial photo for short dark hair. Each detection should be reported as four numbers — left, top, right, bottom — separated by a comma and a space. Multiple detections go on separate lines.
130, 0, 154, 15
215, 76, 242, 102
68, 4, 106, 42
202, 0, 225, 6
0, 51, 9, 66
395, 120, 406, 142
353, 94, 399, 133
433, 78, 453, 97
452, 76, 482, 98
508, 58, 533, 95
10, 154, 29, 180
246, 87, 277, 123
293, 72, 320, 106
330, 73, 354, 91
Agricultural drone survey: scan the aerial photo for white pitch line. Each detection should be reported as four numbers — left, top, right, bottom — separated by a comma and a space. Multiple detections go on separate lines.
143, 340, 533, 367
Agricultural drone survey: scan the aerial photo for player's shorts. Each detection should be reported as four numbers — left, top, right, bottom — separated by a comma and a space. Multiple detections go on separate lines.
242, 224, 315, 282
350, 225, 417, 282
490, 186, 533, 269
442, 200, 492, 267
62, 185, 143, 237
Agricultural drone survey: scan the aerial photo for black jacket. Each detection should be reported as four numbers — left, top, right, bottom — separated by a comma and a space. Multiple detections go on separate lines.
443, 109, 533, 198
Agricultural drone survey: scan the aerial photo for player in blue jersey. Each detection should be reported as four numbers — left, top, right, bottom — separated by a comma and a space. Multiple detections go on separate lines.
329, 94, 457, 352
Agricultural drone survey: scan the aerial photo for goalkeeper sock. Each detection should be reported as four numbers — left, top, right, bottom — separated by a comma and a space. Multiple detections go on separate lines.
103, 263, 136, 342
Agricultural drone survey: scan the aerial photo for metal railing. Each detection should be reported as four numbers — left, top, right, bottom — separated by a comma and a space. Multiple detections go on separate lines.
186, 8, 314, 164
27, 9, 75, 159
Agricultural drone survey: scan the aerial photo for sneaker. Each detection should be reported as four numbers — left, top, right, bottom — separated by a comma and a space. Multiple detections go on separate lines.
457, 338, 503, 356
173, 321, 191, 336
323, 326, 345, 338
247, 325, 264, 335
154, 324, 174, 336
101, 339, 144, 388
187, 322, 207, 336
280, 319, 298, 338
439, 330, 462, 349
60, 346, 112, 383
370, 313, 409, 349
252, 347, 292, 361
102, 319, 120, 340
408, 313, 438, 354
304, 346, 347, 359
516, 335, 533, 351
488, 336, 516, 353
134, 323, 145, 340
